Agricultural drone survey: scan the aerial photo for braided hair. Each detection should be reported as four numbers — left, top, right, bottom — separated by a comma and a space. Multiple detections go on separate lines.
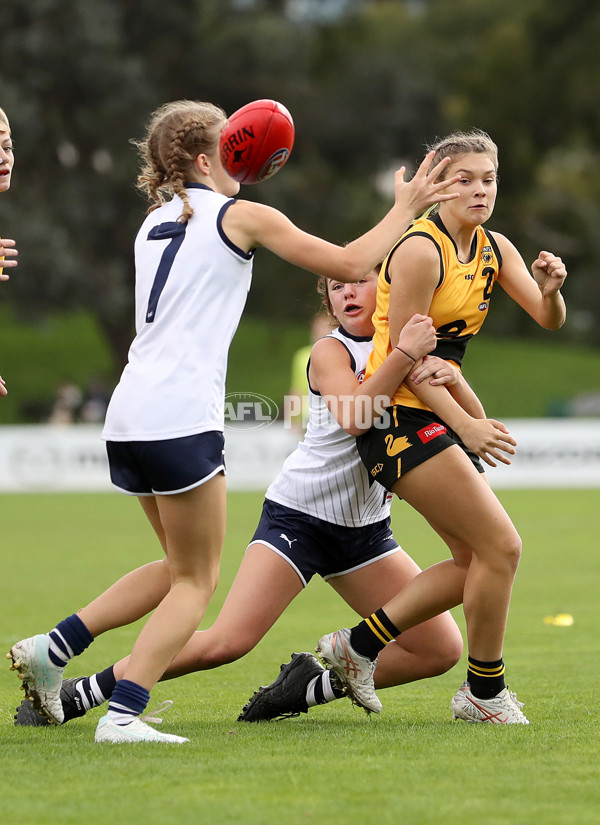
133, 100, 227, 222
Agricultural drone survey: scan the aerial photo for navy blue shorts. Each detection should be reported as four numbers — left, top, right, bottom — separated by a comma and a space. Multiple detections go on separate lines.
248, 498, 400, 587
106, 431, 226, 496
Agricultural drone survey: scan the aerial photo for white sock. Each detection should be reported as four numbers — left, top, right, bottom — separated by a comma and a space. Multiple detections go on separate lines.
305, 671, 341, 707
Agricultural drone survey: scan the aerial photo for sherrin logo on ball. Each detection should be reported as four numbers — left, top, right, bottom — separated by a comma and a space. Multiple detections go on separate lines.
220, 99, 295, 185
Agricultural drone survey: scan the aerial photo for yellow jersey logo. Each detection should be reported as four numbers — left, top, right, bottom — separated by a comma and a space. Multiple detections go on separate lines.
384, 434, 412, 456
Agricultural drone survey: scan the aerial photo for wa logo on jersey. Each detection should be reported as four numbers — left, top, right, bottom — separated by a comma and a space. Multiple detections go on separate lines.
481, 246, 493, 264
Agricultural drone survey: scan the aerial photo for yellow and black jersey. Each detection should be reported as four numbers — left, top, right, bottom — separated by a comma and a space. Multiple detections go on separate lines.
368, 213, 502, 409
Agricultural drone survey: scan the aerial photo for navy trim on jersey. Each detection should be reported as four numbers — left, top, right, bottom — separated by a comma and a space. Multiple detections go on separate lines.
306, 355, 319, 395
217, 200, 254, 260
332, 338, 356, 373
337, 326, 372, 343
307, 332, 357, 396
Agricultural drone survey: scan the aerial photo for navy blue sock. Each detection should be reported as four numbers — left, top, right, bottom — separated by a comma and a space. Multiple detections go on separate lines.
47, 614, 94, 667
95, 666, 117, 700
108, 679, 150, 725
76, 666, 117, 711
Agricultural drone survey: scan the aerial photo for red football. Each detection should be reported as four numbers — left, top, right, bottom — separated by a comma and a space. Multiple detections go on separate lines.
220, 99, 295, 185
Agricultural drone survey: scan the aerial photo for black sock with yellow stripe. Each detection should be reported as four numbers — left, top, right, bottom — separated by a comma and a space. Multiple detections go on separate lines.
349, 608, 400, 661
467, 656, 506, 699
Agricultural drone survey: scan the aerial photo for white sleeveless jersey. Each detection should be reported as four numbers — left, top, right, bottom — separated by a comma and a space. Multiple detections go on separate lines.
102, 184, 254, 441
266, 327, 393, 527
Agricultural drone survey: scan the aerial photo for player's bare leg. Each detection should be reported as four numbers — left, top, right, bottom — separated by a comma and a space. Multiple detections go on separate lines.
328, 552, 464, 688
390, 446, 521, 661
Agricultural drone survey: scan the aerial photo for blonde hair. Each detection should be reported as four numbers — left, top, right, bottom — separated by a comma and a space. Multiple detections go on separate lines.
133, 100, 227, 223
427, 129, 498, 180
0, 107, 10, 130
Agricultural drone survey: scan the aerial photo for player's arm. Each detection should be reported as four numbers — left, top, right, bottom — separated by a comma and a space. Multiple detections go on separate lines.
406, 365, 515, 467
310, 314, 436, 437
409, 355, 487, 419
0, 375, 6, 396
0, 238, 18, 280
386, 236, 440, 346
493, 233, 566, 329
221, 153, 459, 283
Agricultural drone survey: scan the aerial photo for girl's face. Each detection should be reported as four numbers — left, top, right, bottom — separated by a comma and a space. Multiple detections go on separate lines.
0, 121, 14, 193
438, 151, 497, 228
327, 269, 378, 336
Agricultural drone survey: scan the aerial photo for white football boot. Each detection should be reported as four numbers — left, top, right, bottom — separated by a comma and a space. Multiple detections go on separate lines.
451, 681, 529, 724
316, 628, 381, 714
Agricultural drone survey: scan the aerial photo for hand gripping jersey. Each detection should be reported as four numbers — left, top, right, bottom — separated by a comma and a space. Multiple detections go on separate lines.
102, 184, 254, 441
266, 327, 393, 527
368, 213, 502, 410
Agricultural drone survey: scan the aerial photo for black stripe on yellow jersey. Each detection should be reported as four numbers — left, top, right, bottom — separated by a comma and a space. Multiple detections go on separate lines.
368, 213, 503, 410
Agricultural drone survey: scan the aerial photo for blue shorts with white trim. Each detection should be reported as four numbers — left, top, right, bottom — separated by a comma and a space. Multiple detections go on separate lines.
248, 498, 400, 587
106, 431, 225, 495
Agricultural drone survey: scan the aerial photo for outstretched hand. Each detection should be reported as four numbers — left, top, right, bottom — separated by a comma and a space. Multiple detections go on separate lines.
0, 375, 7, 396
395, 150, 460, 218
531, 251, 567, 297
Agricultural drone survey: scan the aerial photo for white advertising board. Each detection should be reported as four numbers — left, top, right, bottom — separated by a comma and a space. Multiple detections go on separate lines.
485, 418, 600, 488
0, 419, 599, 493
0, 424, 298, 493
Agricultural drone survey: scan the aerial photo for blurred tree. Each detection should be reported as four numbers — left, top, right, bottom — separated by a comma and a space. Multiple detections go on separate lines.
0, 0, 598, 404
421, 0, 600, 341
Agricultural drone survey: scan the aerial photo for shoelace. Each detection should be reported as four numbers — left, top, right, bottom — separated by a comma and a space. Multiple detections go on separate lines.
508, 691, 524, 710
139, 700, 174, 725
504, 685, 525, 710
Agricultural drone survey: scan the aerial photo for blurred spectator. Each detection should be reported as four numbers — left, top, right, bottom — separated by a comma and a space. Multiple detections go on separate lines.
80, 377, 111, 424
48, 380, 83, 425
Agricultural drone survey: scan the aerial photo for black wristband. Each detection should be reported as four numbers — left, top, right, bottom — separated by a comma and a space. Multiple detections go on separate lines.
395, 347, 416, 362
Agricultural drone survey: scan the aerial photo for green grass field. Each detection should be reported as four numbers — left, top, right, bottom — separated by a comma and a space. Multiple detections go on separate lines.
1, 489, 599, 825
